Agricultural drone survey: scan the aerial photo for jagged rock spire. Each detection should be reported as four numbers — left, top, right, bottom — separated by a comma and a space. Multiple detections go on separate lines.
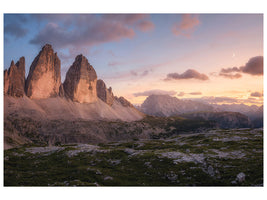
4, 57, 25, 97
25, 44, 61, 99
63, 54, 98, 103
96, 79, 114, 106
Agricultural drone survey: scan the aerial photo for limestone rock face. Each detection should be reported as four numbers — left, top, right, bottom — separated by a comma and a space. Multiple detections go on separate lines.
63, 55, 97, 103
25, 44, 61, 99
115, 96, 133, 107
96, 79, 114, 106
4, 57, 25, 97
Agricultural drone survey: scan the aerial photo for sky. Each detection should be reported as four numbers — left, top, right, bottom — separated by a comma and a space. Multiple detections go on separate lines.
4, 14, 263, 106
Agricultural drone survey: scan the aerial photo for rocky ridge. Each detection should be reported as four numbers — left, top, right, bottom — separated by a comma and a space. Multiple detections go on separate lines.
4, 57, 25, 97
4, 44, 135, 109
96, 79, 114, 106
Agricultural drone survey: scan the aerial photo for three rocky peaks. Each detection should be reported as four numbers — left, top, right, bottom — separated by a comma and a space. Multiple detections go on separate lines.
4, 44, 132, 107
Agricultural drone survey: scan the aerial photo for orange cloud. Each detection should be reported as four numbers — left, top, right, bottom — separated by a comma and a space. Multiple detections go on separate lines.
189, 92, 202, 95
172, 14, 200, 37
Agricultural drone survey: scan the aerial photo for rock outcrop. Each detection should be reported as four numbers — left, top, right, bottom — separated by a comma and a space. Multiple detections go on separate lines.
63, 55, 97, 103
25, 44, 61, 99
4, 57, 25, 97
115, 96, 133, 107
96, 79, 114, 106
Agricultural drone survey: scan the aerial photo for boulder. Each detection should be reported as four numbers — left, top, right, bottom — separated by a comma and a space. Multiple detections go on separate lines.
4, 57, 25, 97
25, 44, 61, 99
96, 79, 114, 106
63, 54, 97, 103
236, 172, 246, 183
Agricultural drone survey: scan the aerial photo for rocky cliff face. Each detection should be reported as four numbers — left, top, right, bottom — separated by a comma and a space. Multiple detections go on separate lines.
63, 55, 97, 103
4, 57, 25, 97
115, 96, 133, 107
96, 79, 114, 106
25, 44, 61, 99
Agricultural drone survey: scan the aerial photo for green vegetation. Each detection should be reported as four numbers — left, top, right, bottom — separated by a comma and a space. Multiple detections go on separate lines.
4, 128, 263, 186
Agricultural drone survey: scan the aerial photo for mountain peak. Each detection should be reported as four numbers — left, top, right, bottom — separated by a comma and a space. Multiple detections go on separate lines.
42, 44, 53, 50
63, 54, 97, 103
25, 44, 61, 99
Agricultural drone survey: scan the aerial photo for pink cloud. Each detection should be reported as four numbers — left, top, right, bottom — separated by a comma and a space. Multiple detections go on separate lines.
133, 89, 177, 97
165, 69, 209, 81
219, 73, 242, 79
172, 14, 200, 37
136, 20, 155, 32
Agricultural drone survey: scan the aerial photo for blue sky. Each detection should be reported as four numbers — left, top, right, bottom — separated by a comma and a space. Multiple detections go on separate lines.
4, 14, 263, 105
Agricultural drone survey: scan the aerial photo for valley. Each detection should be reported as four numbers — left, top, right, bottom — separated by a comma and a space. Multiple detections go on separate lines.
4, 128, 263, 186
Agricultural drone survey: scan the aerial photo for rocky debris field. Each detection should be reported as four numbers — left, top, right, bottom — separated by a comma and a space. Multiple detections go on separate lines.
4, 128, 263, 186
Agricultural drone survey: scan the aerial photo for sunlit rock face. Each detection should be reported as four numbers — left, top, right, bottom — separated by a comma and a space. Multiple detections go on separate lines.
4, 57, 25, 97
97, 79, 114, 106
63, 54, 97, 103
25, 44, 61, 99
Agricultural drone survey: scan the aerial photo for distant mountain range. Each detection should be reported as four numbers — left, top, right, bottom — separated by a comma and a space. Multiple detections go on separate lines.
137, 94, 263, 128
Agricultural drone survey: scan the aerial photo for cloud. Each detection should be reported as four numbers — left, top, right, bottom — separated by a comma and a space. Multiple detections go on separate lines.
172, 14, 200, 37
141, 70, 149, 76
177, 91, 202, 96
4, 14, 30, 39
133, 89, 177, 97
136, 20, 155, 32
130, 69, 151, 77
4, 23, 28, 39
250, 92, 263, 97
240, 56, 263, 75
165, 69, 209, 81
189, 92, 202, 95
102, 14, 148, 25
30, 14, 154, 52
178, 92, 185, 96
219, 56, 263, 78
190, 96, 262, 105
130, 71, 138, 76
30, 20, 135, 48
108, 61, 124, 67
220, 67, 240, 73
219, 73, 242, 79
